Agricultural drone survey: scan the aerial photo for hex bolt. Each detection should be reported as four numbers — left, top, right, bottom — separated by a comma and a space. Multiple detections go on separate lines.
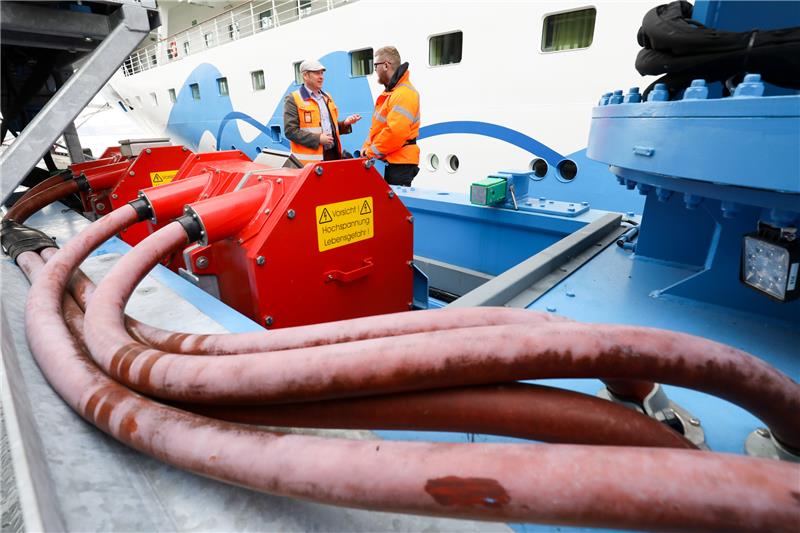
546, 306, 557, 313
689, 418, 701, 426
111, 194, 119, 199
129, 171, 135, 176
315, 166, 324, 176
145, 148, 152, 154
196, 256, 209, 269
364, 159, 375, 169
264, 208, 271, 215
256, 256, 266, 266
182, 146, 188, 151
276, 178, 283, 184
388, 190, 396, 199
581, 201, 589, 206
287, 209, 296, 219
264, 316, 274, 327
756, 428, 770, 438
566, 291, 575, 298
407, 215, 414, 224
95, 203, 105, 211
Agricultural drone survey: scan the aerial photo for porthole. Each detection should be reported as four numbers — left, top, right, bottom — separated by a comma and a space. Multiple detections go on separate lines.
530, 158, 548, 179
445, 154, 459, 173
556, 159, 578, 182
427, 153, 440, 171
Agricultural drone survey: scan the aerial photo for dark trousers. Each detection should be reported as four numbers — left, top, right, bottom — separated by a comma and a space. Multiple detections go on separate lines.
384, 163, 419, 186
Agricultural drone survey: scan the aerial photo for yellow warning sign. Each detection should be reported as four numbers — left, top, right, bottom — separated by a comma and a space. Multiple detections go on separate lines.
316, 196, 374, 252
149, 169, 178, 187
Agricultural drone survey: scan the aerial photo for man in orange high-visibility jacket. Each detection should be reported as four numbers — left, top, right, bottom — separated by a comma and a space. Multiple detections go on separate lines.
283, 59, 362, 165
362, 46, 420, 186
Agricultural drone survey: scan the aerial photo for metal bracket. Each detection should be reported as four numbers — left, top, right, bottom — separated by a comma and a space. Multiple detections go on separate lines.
745, 428, 800, 463
177, 268, 221, 299
598, 384, 708, 450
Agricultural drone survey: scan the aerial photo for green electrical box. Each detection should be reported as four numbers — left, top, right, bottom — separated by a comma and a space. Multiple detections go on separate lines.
470, 177, 507, 206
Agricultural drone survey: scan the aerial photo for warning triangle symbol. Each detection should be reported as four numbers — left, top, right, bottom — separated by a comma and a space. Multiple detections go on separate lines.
359, 200, 372, 215
318, 208, 333, 224
152, 173, 163, 183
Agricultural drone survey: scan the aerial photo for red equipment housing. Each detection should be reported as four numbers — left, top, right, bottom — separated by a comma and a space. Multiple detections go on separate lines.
172, 158, 414, 328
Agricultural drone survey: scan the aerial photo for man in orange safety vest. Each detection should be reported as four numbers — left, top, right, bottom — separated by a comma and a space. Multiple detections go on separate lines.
362, 46, 420, 186
283, 59, 362, 165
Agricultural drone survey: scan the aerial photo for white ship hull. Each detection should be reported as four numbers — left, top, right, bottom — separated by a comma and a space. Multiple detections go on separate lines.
106, 0, 659, 211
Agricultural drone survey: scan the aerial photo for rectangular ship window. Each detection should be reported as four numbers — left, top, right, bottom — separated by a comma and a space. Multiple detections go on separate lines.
259, 10, 273, 29
168, 88, 177, 103
183, 41, 190, 55
293, 61, 302, 85
217, 77, 229, 96
204, 32, 214, 48
190, 83, 200, 100
251, 70, 265, 91
542, 8, 596, 52
299, 0, 312, 17
150, 92, 158, 105
350, 48, 373, 77
429, 31, 463, 66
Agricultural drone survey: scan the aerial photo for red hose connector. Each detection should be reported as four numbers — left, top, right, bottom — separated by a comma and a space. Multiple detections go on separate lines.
140, 173, 212, 224
185, 182, 274, 245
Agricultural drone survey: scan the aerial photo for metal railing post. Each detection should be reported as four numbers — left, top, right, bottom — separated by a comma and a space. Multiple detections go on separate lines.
249, 2, 255, 33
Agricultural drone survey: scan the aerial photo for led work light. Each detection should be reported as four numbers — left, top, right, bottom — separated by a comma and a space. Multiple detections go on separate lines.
740, 222, 799, 302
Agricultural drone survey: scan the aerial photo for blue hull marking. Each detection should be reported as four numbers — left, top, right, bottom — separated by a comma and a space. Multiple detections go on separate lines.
419, 120, 565, 165
166, 52, 373, 159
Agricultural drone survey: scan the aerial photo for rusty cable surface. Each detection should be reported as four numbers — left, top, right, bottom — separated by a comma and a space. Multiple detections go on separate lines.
65, 262, 567, 354
3, 173, 70, 221
40, 247, 693, 450
183, 382, 696, 449
18, 245, 800, 532
76, 220, 800, 454
602, 379, 656, 403
3, 179, 80, 223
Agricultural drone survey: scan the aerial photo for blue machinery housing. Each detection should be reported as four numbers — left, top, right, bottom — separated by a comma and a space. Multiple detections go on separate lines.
382, 6, 800, 532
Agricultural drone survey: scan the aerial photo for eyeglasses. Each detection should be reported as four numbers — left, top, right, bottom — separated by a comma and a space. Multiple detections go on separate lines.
374, 61, 389, 68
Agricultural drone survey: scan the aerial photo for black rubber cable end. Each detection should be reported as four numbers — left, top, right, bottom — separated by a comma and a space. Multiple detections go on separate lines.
0, 220, 58, 261
129, 197, 153, 221
177, 213, 203, 243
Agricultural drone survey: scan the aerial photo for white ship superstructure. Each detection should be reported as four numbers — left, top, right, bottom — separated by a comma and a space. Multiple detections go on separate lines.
107, 0, 656, 210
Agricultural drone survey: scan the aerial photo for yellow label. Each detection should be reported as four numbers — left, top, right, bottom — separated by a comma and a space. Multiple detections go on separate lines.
316, 196, 374, 252
149, 169, 178, 187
